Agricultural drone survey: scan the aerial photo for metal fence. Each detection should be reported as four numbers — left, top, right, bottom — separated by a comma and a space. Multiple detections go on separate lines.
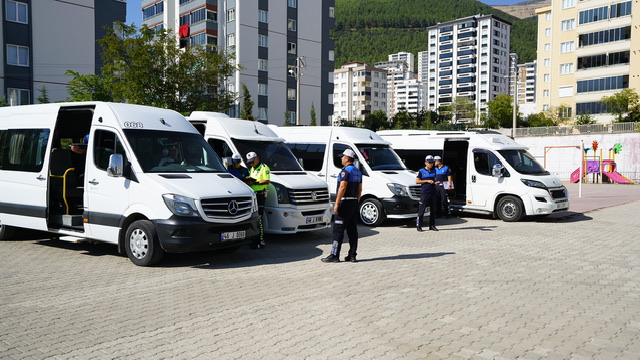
497, 122, 639, 137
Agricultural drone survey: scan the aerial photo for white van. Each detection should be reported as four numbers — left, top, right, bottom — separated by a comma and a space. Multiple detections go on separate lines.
187, 112, 332, 234
378, 129, 570, 221
0, 102, 259, 266
271, 126, 420, 226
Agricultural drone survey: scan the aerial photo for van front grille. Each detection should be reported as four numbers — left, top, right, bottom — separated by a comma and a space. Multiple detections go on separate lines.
200, 196, 253, 220
409, 186, 422, 199
290, 188, 330, 205
549, 188, 567, 199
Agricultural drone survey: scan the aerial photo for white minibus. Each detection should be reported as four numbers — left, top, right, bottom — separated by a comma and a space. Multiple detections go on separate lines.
0, 102, 259, 266
378, 129, 569, 221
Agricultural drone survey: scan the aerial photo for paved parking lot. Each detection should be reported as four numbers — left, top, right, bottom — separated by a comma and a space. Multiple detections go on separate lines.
1, 184, 639, 359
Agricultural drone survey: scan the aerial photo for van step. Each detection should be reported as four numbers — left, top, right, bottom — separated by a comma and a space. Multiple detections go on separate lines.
62, 215, 83, 227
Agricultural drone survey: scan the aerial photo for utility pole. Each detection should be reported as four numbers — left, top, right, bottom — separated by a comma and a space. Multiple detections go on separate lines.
289, 56, 306, 125
512, 66, 518, 138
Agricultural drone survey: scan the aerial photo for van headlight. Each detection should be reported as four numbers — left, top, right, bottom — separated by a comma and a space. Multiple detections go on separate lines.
162, 194, 200, 217
521, 179, 547, 189
272, 182, 290, 204
387, 183, 409, 197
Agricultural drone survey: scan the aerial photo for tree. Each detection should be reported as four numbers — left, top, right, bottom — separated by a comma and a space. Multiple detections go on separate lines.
362, 110, 388, 131
601, 88, 640, 122
0, 96, 9, 107
486, 94, 519, 129
36, 86, 50, 104
283, 110, 291, 126
66, 23, 238, 114
524, 112, 556, 127
391, 110, 414, 129
450, 96, 476, 124
575, 113, 596, 125
239, 84, 255, 121
309, 102, 317, 126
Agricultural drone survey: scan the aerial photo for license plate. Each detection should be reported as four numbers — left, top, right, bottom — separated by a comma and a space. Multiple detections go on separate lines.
306, 216, 324, 224
221, 231, 245, 241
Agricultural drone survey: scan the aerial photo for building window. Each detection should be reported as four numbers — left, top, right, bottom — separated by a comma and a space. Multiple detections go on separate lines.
227, 33, 235, 47
207, 10, 217, 22
7, 44, 29, 66
545, 13, 552, 21
258, 83, 268, 96
329, 7, 335, 18
544, 43, 550, 52
561, 19, 575, 31
545, 28, 551, 36
544, 58, 550, 66
288, 111, 296, 125
226, 8, 235, 22
560, 63, 574, 75
6, 0, 28, 24
7, 88, 30, 106
258, 59, 268, 71
328, 50, 334, 61
191, 8, 205, 23
287, 42, 297, 54
228, 83, 236, 93
258, 108, 267, 121
543, 89, 549, 97
288, 88, 296, 100
562, 0, 576, 9
577, 75, 629, 93
258, 10, 268, 23
288, 19, 297, 32
560, 41, 574, 53
288, 0, 297, 8
258, 34, 268, 47
543, 74, 550, 82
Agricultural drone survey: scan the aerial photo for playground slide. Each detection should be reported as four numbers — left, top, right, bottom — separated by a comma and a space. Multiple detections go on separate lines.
603, 171, 633, 184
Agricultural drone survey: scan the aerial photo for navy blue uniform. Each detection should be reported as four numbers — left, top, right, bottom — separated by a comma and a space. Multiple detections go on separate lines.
417, 167, 437, 228
435, 165, 451, 216
228, 166, 249, 181
331, 164, 362, 259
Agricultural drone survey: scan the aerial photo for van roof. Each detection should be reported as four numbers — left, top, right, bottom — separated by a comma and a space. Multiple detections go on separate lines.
272, 126, 390, 145
188, 112, 284, 142
378, 129, 527, 151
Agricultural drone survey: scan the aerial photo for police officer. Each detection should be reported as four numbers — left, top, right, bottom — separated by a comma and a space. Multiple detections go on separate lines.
434, 155, 453, 218
246, 152, 270, 249
322, 149, 363, 263
416, 155, 438, 232
228, 154, 249, 181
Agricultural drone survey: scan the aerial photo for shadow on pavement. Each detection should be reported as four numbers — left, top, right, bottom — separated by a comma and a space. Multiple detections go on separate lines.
530, 211, 594, 223
36, 239, 122, 258
357, 252, 456, 262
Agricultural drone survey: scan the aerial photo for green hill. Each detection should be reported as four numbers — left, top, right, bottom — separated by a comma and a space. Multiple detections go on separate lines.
334, 0, 538, 68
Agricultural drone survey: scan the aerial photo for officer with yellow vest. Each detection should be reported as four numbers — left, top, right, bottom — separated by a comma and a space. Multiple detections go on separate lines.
246, 151, 270, 249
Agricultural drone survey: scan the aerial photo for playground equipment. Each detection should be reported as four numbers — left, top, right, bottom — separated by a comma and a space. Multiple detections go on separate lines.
570, 141, 633, 184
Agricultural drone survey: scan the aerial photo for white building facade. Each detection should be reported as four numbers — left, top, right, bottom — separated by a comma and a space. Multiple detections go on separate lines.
142, 0, 335, 125
332, 62, 387, 124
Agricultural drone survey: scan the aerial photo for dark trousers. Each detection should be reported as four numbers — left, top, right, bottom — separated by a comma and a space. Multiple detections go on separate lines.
331, 200, 358, 258
417, 191, 436, 228
435, 185, 450, 216
254, 190, 266, 245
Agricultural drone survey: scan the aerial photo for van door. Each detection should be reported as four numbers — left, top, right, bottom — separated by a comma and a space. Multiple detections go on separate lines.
0, 128, 50, 231
84, 128, 131, 242
327, 142, 357, 200
468, 148, 506, 209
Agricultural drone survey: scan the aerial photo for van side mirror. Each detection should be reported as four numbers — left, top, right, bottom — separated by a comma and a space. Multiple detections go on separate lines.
492, 164, 503, 177
108, 154, 124, 177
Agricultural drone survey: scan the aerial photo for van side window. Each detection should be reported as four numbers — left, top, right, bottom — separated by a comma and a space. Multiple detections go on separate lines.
93, 130, 127, 171
286, 143, 326, 171
332, 143, 355, 168
0, 129, 50, 172
208, 138, 234, 158
473, 149, 502, 176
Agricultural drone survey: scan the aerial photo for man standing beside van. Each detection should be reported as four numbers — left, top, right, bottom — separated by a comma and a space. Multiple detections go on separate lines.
228, 154, 249, 181
322, 149, 363, 263
416, 155, 438, 232
246, 152, 270, 249
434, 156, 452, 218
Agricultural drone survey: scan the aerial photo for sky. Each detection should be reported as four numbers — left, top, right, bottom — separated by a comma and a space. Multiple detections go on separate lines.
125, 0, 529, 27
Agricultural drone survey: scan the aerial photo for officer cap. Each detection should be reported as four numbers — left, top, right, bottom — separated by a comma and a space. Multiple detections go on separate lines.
246, 152, 258, 162
341, 149, 357, 159
231, 154, 242, 164
434, 156, 442, 161
425, 155, 435, 162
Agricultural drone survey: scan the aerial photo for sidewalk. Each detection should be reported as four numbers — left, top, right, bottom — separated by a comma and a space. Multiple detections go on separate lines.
548, 181, 640, 219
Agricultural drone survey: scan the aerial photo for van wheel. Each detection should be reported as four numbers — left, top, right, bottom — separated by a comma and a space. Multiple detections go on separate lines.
0, 224, 15, 240
359, 198, 386, 226
125, 220, 164, 266
496, 196, 524, 222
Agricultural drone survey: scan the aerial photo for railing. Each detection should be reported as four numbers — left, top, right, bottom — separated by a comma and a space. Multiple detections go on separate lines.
497, 122, 639, 137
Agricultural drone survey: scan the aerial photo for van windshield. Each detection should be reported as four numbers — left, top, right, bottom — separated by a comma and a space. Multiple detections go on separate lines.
498, 150, 550, 175
232, 139, 303, 171
125, 130, 226, 173
356, 144, 406, 171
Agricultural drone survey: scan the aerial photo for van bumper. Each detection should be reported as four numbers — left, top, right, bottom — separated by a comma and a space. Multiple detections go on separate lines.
153, 213, 260, 253
382, 196, 420, 218
264, 204, 332, 234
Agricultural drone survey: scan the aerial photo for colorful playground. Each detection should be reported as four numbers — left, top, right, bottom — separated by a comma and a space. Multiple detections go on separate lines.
570, 140, 634, 184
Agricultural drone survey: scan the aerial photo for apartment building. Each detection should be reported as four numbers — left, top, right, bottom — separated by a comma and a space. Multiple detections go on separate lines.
1, 0, 125, 105
517, 60, 537, 115
375, 53, 426, 117
417, 51, 429, 83
535, 0, 638, 123
332, 62, 387, 124
426, 14, 512, 123
142, 0, 335, 125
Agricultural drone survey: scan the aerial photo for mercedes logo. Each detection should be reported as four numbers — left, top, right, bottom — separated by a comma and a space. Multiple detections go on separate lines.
228, 200, 239, 215
311, 191, 317, 200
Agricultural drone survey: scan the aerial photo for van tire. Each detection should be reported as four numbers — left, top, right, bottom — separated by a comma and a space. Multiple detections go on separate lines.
496, 196, 524, 222
359, 198, 386, 226
0, 224, 15, 240
125, 220, 164, 266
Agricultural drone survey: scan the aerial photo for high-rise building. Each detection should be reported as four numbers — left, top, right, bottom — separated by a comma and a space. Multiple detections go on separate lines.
426, 14, 511, 123
517, 60, 537, 115
332, 62, 387, 124
535, 0, 638, 123
375, 57, 425, 117
142, 0, 335, 125
417, 51, 429, 83
1, 0, 126, 105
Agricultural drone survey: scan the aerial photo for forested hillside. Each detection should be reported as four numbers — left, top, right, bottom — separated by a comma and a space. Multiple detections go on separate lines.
334, 0, 538, 68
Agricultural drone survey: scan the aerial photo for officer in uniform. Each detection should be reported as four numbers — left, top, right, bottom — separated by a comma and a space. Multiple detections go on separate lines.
246, 152, 270, 249
322, 149, 363, 263
434, 155, 453, 218
416, 155, 438, 232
